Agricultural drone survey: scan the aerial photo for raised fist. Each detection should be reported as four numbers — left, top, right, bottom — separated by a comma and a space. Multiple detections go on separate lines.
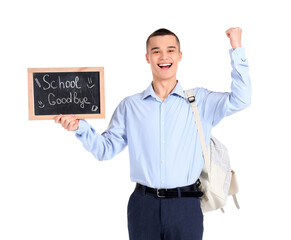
225, 27, 242, 50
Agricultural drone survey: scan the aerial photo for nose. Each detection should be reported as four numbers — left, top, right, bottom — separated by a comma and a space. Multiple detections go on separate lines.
160, 51, 169, 60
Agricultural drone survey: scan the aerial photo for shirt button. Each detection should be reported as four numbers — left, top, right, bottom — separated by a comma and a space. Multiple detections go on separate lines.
161, 159, 164, 163
161, 180, 165, 184
162, 140, 164, 144
161, 121, 164, 125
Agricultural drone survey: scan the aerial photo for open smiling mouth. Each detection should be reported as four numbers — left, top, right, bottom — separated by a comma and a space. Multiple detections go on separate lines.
158, 63, 172, 70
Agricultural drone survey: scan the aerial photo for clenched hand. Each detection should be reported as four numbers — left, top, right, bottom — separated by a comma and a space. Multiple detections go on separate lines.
55, 114, 79, 131
225, 27, 242, 50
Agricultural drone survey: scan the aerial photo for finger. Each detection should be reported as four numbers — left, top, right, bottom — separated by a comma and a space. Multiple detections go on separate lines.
63, 117, 75, 129
226, 27, 241, 38
67, 120, 76, 131
74, 119, 79, 129
55, 114, 63, 123
68, 119, 79, 131
225, 29, 232, 38
59, 115, 73, 129
64, 115, 78, 130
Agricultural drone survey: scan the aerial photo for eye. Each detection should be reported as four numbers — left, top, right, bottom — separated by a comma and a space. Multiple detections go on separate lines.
153, 50, 159, 54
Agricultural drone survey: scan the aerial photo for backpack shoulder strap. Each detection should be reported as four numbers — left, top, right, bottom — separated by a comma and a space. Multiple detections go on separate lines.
184, 89, 210, 173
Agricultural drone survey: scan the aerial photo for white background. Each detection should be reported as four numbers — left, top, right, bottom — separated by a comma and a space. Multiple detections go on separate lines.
0, 0, 290, 239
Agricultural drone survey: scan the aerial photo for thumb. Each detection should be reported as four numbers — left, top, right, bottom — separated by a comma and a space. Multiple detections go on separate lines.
73, 119, 79, 130
225, 29, 232, 38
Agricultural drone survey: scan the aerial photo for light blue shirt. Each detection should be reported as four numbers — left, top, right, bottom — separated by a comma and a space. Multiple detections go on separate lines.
75, 47, 251, 188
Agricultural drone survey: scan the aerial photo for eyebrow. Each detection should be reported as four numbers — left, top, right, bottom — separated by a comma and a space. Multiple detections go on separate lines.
151, 46, 177, 51
151, 47, 160, 51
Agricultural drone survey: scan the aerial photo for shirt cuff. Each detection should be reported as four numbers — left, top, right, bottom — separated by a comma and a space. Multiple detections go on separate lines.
229, 47, 247, 66
73, 119, 89, 135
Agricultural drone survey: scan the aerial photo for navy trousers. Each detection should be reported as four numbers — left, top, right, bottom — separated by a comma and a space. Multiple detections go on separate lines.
127, 185, 204, 240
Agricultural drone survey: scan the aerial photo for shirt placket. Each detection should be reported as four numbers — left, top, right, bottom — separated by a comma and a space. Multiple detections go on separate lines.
160, 101, 166, 187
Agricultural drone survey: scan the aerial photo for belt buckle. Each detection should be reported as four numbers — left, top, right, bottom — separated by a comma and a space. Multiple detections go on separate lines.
157, 188, 167, 198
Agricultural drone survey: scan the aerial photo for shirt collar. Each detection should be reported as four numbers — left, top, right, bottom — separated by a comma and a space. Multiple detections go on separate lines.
142, 80, 186, 100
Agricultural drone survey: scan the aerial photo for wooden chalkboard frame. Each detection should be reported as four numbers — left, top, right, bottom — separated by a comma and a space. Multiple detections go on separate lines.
28, 67, 105, 120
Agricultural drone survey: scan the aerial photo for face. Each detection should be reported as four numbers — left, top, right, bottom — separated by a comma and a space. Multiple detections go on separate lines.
146, 35, 182, 82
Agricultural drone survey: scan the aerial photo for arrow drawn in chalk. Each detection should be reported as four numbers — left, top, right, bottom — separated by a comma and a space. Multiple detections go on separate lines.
35, 78, 41, 88
87, 77, 95, 89
38, 100, 45, 108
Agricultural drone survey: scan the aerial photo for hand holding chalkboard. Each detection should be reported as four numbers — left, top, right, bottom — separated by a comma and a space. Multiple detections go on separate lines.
55, 114, 79, 131
28, 67, 105, 120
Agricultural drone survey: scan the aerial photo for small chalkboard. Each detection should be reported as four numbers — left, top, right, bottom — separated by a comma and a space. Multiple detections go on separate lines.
28, 67, 105, 120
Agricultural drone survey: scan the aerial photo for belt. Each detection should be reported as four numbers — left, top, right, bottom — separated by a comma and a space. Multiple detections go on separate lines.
135, 179, 203, 198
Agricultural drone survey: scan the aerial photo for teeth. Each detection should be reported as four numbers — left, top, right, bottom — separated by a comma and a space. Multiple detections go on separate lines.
159, 64, 172, 67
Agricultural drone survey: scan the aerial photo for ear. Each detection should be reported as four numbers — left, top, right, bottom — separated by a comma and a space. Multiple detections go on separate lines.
145, 53, 150, 64
178, 51, 182, 62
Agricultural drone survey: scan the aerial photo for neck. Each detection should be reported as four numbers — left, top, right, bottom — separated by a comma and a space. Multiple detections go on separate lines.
152, 78, 178, 101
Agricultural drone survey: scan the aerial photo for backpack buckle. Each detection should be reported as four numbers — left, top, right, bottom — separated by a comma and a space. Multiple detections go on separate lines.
196, 179, 201, 188
188, 96, 195, 103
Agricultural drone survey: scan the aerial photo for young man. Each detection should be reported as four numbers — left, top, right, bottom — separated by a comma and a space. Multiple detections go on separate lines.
55, 27, 251, 240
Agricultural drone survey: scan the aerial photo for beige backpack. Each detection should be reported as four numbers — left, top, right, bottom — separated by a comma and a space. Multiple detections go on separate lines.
185, 89, 240, 213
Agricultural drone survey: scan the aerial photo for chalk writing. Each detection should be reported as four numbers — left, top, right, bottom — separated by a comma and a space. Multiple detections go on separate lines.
87, 77, 95, 89
35, 78, 41, 88
47, 92, 91, 108
33, 72, 101, 115
91, 105, 98, 112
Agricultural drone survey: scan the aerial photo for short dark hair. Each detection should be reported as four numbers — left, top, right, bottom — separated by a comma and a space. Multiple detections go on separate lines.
146, 28, 180, 53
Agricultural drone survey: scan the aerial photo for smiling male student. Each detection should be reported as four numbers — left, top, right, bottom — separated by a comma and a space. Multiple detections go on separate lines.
55, 27, 251, 240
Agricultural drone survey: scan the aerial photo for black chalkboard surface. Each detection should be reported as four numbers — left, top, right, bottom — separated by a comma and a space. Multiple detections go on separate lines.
28, 67, 105, 120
